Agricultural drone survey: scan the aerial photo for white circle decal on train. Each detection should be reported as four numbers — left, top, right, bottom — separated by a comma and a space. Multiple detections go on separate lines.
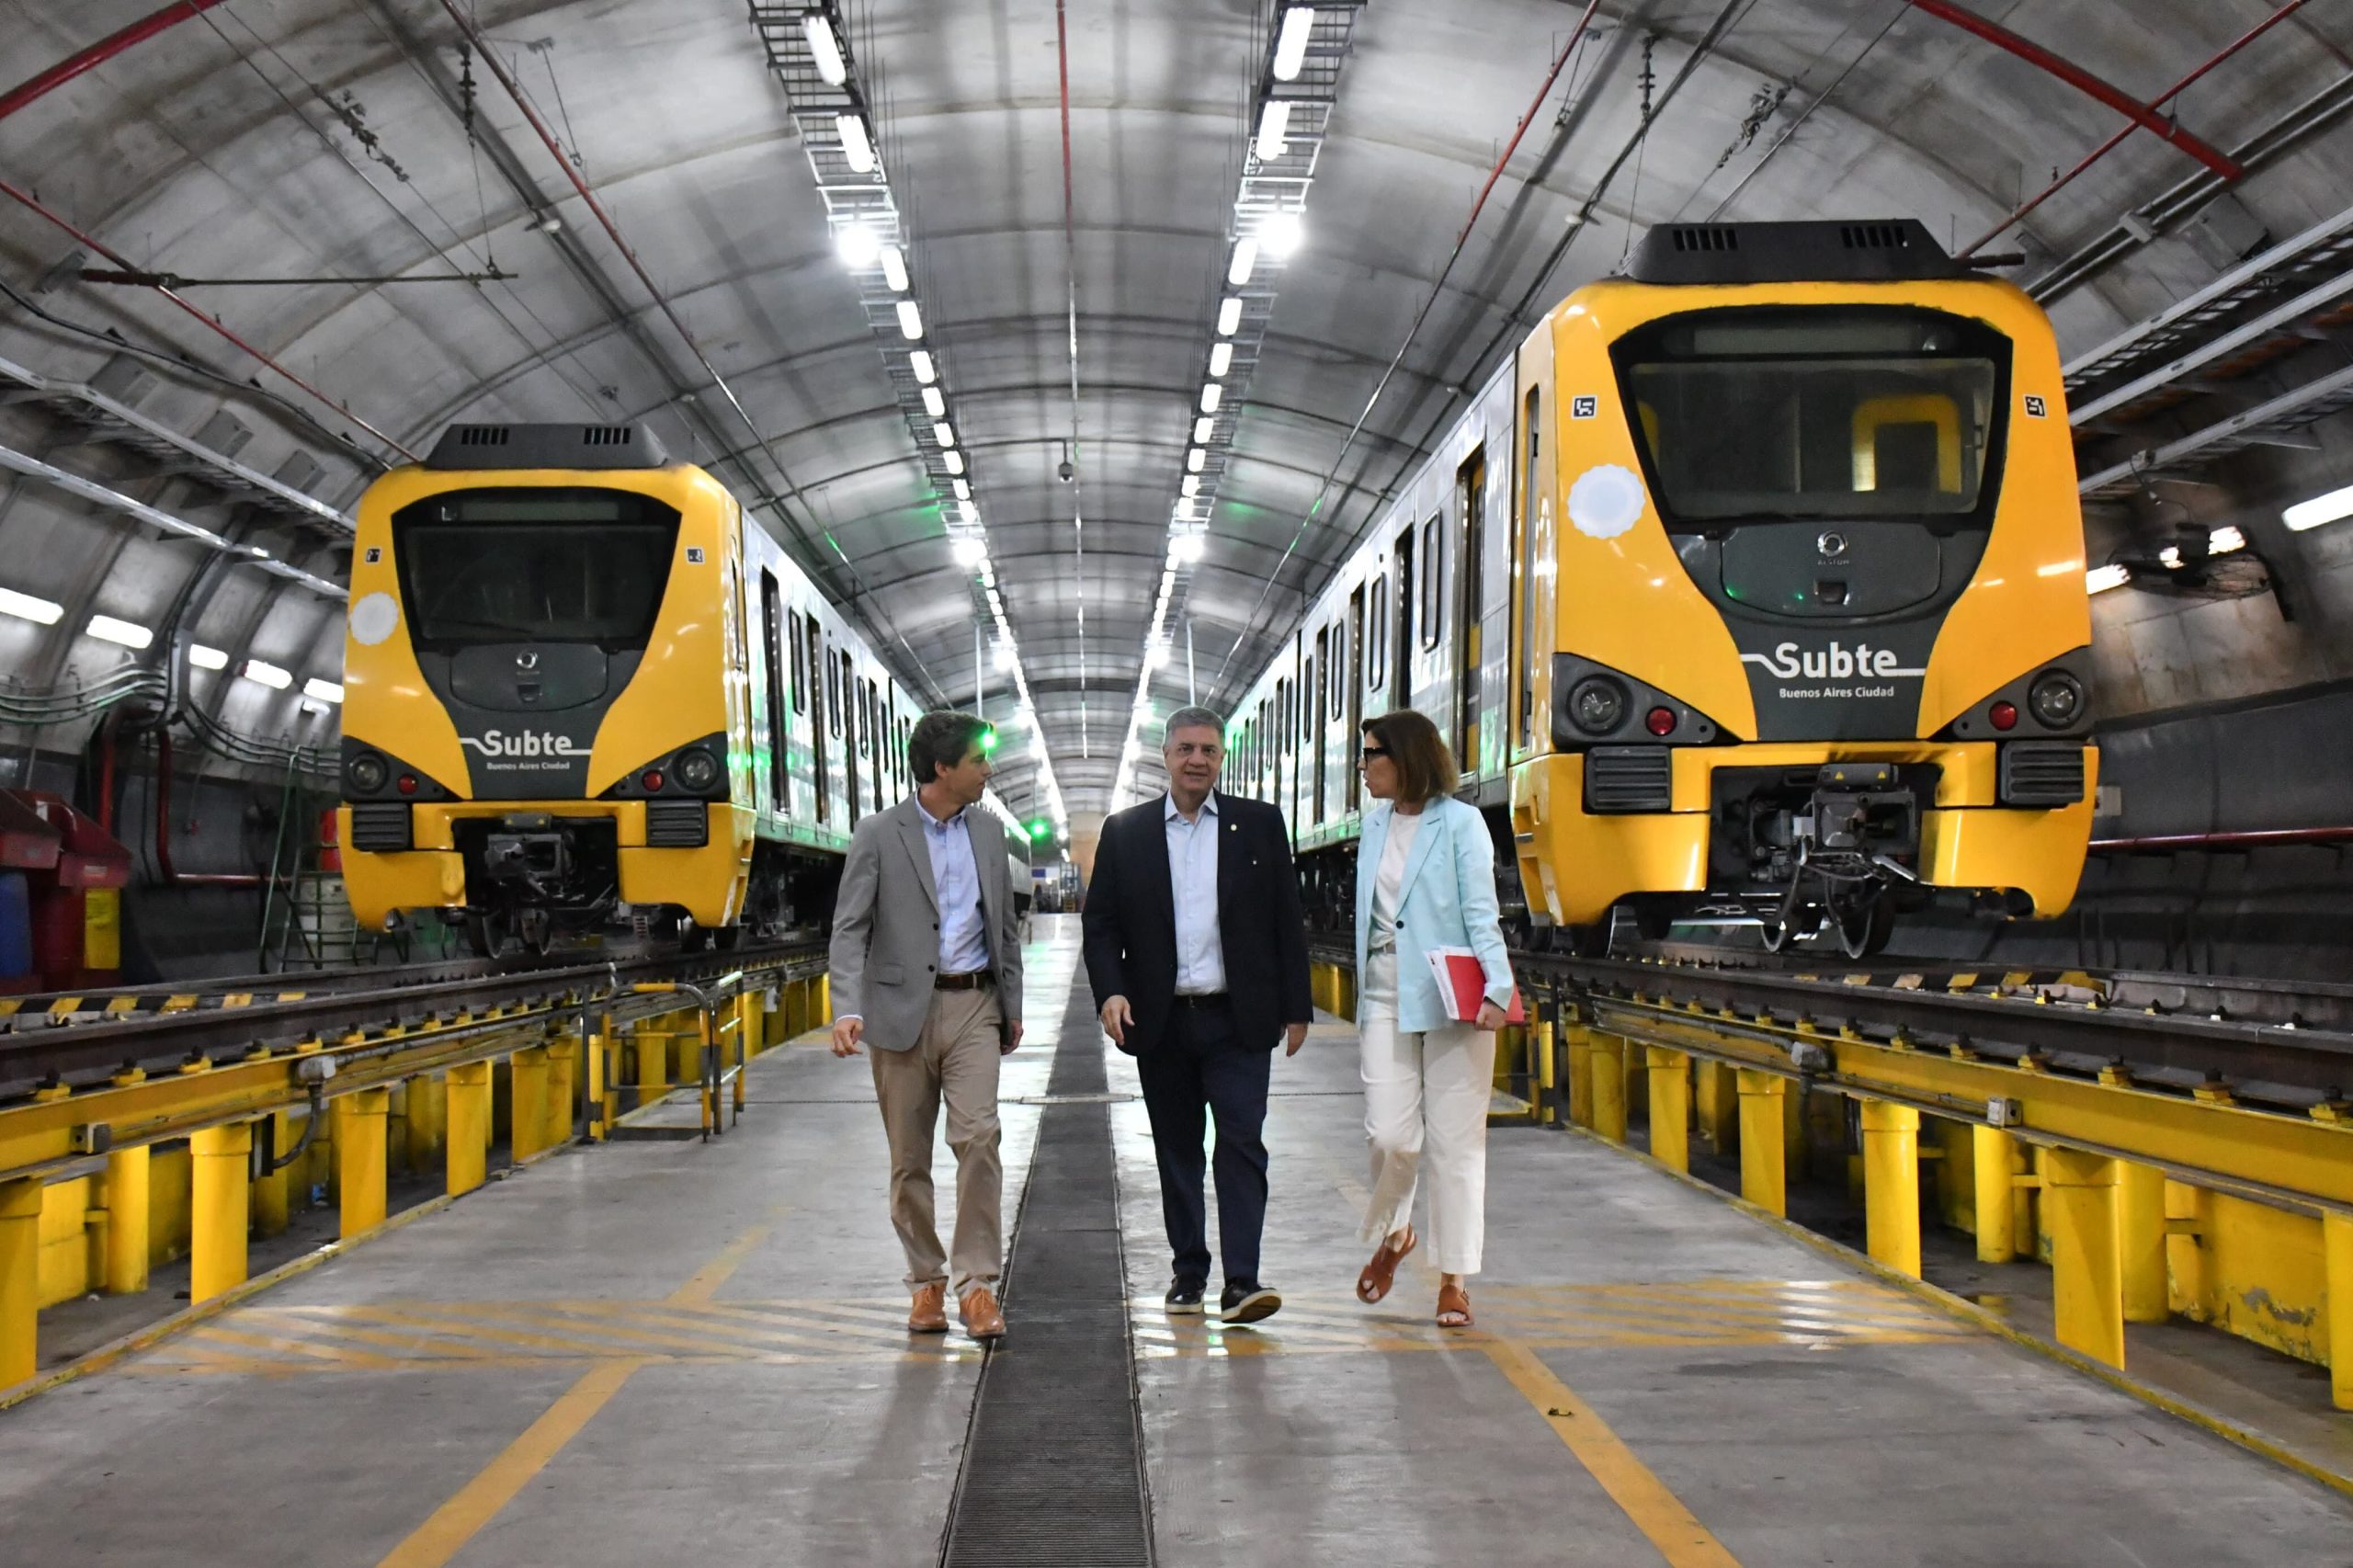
349, 591, 401, 646
1568, 464, 1646, 540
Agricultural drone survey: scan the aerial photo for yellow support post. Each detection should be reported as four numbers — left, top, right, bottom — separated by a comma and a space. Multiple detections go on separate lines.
1563, 1022, 1594, 1131
1644, 1047, 1691, 1173
0, 1176, 41, 1386
699, 1008, 718, 1136
335, 1087, 392, 1239
815, 972, 831, 1025
2120, 1161, 2169, 1324
511, 1045, 551, 1164
549, 1034, 580, 1150
1972, 1125, 2018, 1264
252, 1108, 293, 1237
635, 1025, 671, 1100
188, 1121, 253, 1303
1532, 1013, 1557, 1125
100, 1145, 150, 1294
1860, 1099, 1922, 1278
447, 1061, 493, 1197
2324, 1211, 2353, 1412
1734, 1070, 1787, 1215
2046, 1146, 2125, 1368
1694, 1060, 1734, 1155
404, 1074, 447, 1175
733, 996, 754, 1115
1587, 1033, 1628, 1144
585, 1021, 609, 1142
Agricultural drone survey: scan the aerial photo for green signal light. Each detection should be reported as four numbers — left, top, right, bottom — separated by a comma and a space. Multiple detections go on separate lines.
979, 727, 999, 753
1028, 819, 1051, 841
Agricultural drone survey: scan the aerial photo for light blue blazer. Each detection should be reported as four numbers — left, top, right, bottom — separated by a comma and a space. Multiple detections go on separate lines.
1353, 795, 1516, 1034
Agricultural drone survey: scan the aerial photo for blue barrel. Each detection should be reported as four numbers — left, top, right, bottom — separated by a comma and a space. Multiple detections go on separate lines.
0, 871, 29, 982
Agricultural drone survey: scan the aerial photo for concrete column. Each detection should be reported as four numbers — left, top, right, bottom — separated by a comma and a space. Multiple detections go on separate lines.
1694, 1060, 1735, 1155
0, 1176, 42, 1386
510, 1046, 551, 1164
1972, 1125, 2018, 1264
2119, 1161, 2169, 1324
1588, 1034, 1628, 1144
252, 1108, 293, 1237
100, 1145, 151, 1294
2046, 1147, 2124, 1368
1860, 1099, 1922, 1278
549, 1035, 580, 1149
2324, 1211, 2353, 1412
404, 1074, 447, 1175
189, 1121, 254, 1303
335, 1087, 392, 1239
1563, 1023, 1594, 1131
447, 1061, 493, 1197
1734, 1070, 1787, 1215
1644, 1047, 1690, 1173
635, 1027, 671, 1101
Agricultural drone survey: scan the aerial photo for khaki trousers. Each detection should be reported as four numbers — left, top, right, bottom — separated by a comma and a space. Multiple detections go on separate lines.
870, 986, 1004, 1299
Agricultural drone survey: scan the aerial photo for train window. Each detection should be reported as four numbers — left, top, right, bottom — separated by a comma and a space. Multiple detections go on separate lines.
1418, 515, 1441, 648
788, 612, 807, 711
391, 488, 679, 652
1614, 306, 2004, 524
1518, 388, 1540, 751
761, 571, 788, 811
1368, 577, 1387, 688
826, 647, 841, 736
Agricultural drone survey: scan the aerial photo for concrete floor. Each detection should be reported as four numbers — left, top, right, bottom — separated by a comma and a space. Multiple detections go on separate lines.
1, 915, 2349, 1566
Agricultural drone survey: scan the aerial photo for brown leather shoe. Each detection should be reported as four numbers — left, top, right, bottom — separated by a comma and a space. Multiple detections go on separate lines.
907, 1282, 949, 1335
959, 1285, 1006, 1343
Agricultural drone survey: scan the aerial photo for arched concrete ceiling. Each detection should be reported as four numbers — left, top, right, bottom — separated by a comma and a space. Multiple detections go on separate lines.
4, 0, 2352, 815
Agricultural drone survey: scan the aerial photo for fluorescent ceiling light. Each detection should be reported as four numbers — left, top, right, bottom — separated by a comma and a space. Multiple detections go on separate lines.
1174, 498, 1194, 522
1170, 532, 1206, 565
1210, 341, 1233, 377
0, 586, 63, 625
1218, 296, 1244, 335
835, 222, 881, 267
952, 478, 972, 500
837, 114, 877, 173
1187, 448, 1205, 473
994, 643, 1017, 672
1192, 415, 1214, 444
1180, 474, 1199, 497
85, 613, 153, 650
1227, 237, 1259, 287
934, 420, 956, 448
302, 676, 345, 705
922, 385, 946, 418
2284, 483, 2353, 530
2086, 563, 2131, 594
959, 497, 979, 524
804, 13, 847, 85
1273, 6, 1315, 80
880, 244, 909, 291
1144, 643, 1170, 671
1260, 210, 1305, 257
188, 642, 229, 671
242, 658, 293, 690
1199, 383, 1222, 414
944, 449, 966, 475
910, 349, 937, 383
1254, 99, 1291, 162
2209, 525, 2246, 553
896, 301, 924, 340
951, 535, 988, 568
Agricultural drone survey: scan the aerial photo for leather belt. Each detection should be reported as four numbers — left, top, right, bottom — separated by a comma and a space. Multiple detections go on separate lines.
1171, 993, 1229, 1009
934, 970, 995, 992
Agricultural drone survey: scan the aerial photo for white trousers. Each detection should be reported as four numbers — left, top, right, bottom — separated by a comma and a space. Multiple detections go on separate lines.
1359, 950, 1496, 1276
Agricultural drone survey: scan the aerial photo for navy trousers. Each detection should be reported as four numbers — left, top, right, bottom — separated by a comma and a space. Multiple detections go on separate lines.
1136, 999, 1273, 1289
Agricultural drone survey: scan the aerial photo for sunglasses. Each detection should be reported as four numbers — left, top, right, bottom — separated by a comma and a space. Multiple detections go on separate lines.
1357, 744, 1391, 765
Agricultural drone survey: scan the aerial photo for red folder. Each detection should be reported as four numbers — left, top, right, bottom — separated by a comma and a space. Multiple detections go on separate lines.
1425, 947, 1526, 1025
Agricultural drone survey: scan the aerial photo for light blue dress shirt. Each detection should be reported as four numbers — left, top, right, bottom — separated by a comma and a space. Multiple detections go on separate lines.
921, 801, 991, 973
1164, 791, 1226, 994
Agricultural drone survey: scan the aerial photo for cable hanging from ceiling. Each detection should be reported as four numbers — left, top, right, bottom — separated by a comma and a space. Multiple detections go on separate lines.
748, 1, 1065, 833
1107, 0, 1366, 810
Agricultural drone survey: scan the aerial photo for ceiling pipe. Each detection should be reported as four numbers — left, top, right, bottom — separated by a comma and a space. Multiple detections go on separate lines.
1961, 0, 2314, 256
1904, 0, 2241, 179
0, 1, 229, 123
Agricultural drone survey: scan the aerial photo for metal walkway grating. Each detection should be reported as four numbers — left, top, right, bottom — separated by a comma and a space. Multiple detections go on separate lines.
939, 978, 1153, 1566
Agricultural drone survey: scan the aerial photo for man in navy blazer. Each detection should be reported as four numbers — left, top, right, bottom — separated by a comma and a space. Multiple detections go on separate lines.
1084, 706, 1312, 1322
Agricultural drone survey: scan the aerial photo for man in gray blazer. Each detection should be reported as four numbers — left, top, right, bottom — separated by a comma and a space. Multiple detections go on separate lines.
829, 710, 1025, 1341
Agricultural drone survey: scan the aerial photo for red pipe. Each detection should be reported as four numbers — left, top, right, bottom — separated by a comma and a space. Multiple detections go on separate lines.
2089, 826, 2353, 854
1456, 0, 1607, 249
1907, 0, 2242, 179
0, 1, 229, 123
153, 730, 263, 888
1961, 0, 2313, 256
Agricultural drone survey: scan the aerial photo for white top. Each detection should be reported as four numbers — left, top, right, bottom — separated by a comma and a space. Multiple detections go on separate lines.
1164, 791, 1226, 994
1368, 810, 1423, 952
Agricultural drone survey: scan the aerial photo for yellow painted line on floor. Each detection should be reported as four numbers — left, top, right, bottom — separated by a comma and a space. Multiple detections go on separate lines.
667, 1217, 778, 1306
374, 1358, 646, 1568
1483, 1334, 1744, 1568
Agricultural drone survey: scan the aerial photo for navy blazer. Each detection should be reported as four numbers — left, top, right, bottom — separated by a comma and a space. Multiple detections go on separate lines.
1082, 790, 1313, 1054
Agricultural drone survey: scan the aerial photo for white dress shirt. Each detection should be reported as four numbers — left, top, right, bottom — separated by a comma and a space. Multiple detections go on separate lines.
1164, 791, 1226, 994
921, 800, 991, 973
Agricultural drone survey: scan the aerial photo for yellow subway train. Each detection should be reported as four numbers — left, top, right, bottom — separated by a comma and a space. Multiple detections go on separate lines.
333, 424, 1017, 955
1228, 220, 2095, 956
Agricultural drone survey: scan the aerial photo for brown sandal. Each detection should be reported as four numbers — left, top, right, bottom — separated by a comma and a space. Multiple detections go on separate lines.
1437, 1282, 1473, 1328
1356, 1227, 1416, 1303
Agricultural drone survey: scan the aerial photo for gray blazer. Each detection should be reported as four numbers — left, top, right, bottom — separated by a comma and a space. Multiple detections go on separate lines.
828, 796, 1025, 1051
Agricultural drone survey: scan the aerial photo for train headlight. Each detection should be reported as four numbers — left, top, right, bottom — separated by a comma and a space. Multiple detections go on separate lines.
346, 751, 390, 794
2029, 671, 2084, 728
674, 746, 722, 792
1568, 676, 1627, 735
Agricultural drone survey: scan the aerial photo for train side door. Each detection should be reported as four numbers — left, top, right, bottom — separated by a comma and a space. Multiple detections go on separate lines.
1311, 626, 1328, 827
1346, 583, 1366, 813
760, 572, 788, 818
1393, 526, 1415, 701
1454, 453, 1486, 773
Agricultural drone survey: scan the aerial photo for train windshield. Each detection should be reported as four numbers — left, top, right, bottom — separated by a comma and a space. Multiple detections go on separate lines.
1615, 307, 2007, 526
392, 488, 681, 649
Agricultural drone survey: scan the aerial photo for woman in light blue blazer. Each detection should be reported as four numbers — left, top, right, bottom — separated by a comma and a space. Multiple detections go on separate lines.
1349, 709, 1515, 1328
